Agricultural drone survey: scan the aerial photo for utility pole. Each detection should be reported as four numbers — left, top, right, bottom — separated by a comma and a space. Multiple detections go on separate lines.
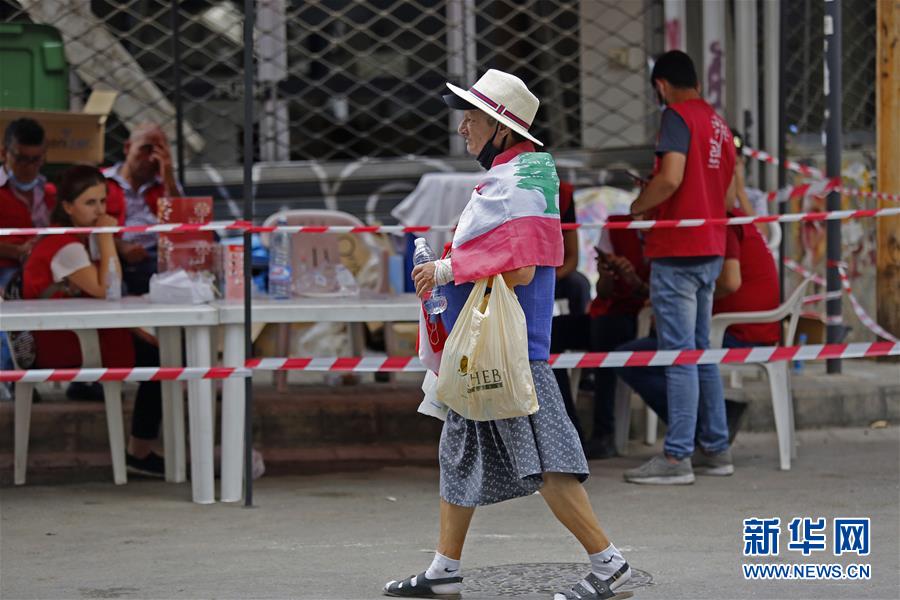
824, 0, 843, 374
877, 0, 900, 347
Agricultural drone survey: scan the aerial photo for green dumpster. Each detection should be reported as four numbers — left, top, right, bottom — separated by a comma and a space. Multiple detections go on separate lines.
0, 22, 68, 110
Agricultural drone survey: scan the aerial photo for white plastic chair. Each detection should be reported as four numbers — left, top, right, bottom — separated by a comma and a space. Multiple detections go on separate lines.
15, 329, 127, 485
612, 306, 653, 454
766, 221, 782, 257
261, 209, 388, 390
707, 276, 813, 470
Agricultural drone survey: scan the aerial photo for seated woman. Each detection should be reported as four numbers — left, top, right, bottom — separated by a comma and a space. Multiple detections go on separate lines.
22, 165, 164, 477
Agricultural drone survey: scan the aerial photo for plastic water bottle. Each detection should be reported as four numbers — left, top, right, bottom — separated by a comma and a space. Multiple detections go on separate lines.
413, 237, 447, 315
793, 333, 808, 374
105, 257, 122, 301
268, 217, 292, 299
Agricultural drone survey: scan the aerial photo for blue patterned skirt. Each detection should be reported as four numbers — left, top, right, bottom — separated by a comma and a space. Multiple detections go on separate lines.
439, 360, 589, 507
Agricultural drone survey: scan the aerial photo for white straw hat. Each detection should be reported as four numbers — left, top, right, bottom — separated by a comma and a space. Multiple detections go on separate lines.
444, 69, 542, 146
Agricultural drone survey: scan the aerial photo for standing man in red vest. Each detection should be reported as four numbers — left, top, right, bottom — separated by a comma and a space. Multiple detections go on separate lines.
104, 123, 181, 295
624, 51, 736, 485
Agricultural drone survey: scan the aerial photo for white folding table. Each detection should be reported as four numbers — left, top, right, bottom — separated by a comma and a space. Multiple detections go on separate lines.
0, 297, 219, 504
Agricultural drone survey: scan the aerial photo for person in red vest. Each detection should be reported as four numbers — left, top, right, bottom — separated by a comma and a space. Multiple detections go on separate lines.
615, 207, 780, 442
624, 50, 736, 485
551, 214, 649, 458
103, 123, 181, 295
0, 118, 57, 289
0, 118, 58, 379
23, 165, 165, 477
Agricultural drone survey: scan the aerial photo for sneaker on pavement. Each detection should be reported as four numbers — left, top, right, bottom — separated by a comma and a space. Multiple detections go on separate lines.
126, 451, 165, 478
623, 454, 694, 485
693, 447, 734, 476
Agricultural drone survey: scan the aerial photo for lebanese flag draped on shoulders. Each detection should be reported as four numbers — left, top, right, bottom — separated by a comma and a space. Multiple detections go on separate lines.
417, 142, 564, 373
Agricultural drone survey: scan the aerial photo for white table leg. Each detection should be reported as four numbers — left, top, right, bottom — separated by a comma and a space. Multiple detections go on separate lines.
220, 323, 246, 502
185, 325, 215, 504
14, 382, 35, 485
158, 327, 186, 483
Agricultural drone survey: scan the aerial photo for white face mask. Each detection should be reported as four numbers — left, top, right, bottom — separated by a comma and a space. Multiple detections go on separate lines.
5, 167, 40, 192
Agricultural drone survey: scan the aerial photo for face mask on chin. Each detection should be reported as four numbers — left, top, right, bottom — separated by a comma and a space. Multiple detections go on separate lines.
476, 123, 502, 171
5, 168, 40, 192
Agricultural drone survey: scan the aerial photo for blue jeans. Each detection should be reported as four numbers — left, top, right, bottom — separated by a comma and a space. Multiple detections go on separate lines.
647, 256, 727, 458
615, 332, 754, 436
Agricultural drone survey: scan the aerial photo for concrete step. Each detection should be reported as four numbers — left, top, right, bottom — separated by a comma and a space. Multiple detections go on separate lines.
2, 360, 897, 483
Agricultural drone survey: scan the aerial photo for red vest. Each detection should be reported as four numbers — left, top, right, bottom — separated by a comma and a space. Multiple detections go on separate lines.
0, 183, 57, 268
22, 234, 135, 368
104, 178, 166, 226
643, 99, 734, 259
588, 215, 650, 318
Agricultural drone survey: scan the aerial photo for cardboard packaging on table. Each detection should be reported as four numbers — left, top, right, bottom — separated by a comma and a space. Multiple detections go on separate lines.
157, 197, 216, 274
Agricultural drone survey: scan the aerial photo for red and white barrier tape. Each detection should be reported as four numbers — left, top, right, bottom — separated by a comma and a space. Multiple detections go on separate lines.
762, 177, 900, 205
835, 263, 900, 343
742, 146, 825, 179
4, 343, 897, 382
3, 208, 900, 237
247, 344, 899, 372
0, 366, 251, 383
783, 258, 900, 343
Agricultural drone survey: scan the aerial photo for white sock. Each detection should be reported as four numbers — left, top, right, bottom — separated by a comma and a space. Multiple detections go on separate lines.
425, 551, 461, 580
589, 543, 627, 582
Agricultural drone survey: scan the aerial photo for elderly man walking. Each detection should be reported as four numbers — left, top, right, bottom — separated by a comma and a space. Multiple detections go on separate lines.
382, 69, 632, 600
624, 50, 736, 485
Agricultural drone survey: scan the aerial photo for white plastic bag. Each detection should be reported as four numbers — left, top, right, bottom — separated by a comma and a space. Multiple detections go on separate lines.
436, 275, 538, 421
148, 269, 215, 304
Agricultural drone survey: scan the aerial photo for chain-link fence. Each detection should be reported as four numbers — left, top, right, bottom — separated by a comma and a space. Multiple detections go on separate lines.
1, 0, 664, 167
782, 0, 876, 145
778, 0, 879, 343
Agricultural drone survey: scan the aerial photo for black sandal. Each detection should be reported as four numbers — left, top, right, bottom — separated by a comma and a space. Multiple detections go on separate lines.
557, 563, 633, 600
383, 571, 463, 599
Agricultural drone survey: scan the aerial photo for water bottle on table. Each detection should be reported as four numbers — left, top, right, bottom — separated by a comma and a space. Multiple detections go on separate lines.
105, 257, 122, 301
268, 217, 293, 299
413, 237, 447, 315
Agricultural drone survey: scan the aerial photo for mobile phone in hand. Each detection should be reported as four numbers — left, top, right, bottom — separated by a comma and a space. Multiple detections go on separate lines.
627, 170, 648, 185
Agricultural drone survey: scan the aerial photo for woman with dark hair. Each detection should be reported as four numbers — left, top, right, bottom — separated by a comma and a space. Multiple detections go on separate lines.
22, 165, 165, 477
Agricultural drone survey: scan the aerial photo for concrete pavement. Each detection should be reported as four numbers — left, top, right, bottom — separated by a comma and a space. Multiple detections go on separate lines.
1, 426, 898, 600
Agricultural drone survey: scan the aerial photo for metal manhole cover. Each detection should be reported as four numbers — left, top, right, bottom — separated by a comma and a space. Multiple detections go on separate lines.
463, 563, 653, 596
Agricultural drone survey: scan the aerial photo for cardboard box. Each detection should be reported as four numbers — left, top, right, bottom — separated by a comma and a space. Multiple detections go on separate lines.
0, 89, 117, 164
157, 196, 216, 275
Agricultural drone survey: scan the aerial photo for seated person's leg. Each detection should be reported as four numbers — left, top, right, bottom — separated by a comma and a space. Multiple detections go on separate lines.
550, 313, 592, 440
720, 332, 758, 443
126, 333, 165, 476
122, 247, 158, 296
613, 336, 668, 422
554, 271, 592, 316
583, 314, 637, 458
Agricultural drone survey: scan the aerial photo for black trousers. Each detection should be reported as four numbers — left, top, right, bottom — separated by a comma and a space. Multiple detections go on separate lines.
550, 313, 637, 441
131, 334, 162, 441
122, 249, 158, 296
554, 271, 591, 316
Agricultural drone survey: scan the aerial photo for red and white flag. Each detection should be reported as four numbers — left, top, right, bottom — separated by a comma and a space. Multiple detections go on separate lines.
450, 152, 564, 283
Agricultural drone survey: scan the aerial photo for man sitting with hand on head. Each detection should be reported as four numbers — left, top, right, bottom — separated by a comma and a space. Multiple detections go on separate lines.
103, 123, 181, 295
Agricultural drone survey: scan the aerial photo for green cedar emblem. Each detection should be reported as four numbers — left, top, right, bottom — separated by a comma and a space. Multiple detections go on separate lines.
514, 153, 560, 214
